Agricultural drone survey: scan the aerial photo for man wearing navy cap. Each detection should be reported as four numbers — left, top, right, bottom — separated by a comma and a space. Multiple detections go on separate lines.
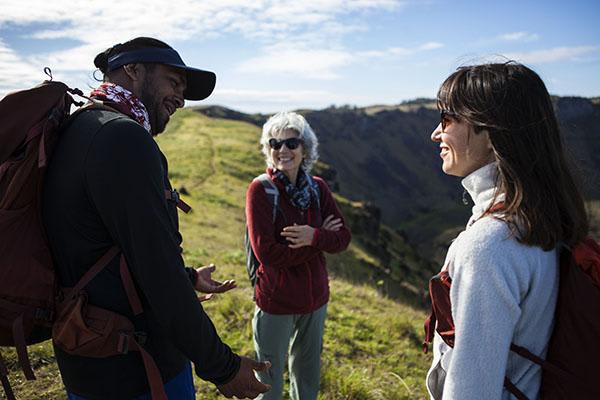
42, 37, 270, 399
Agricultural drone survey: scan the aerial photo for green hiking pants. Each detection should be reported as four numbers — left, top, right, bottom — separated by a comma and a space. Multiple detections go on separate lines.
252, 303, 328, 400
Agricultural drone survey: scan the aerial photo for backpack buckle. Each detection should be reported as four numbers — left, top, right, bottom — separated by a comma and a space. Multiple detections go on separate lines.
133, 331, 148, 346
117, 331, 148, 354
117, 332, 130, 354
34, 308, 53, 322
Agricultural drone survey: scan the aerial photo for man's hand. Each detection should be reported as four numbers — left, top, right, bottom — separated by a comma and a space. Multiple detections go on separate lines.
322, 214, 342, 231
197, 293, 214, 302
281, 224, 315, 248
217, 356, 271, 398
194, 264, 237, 294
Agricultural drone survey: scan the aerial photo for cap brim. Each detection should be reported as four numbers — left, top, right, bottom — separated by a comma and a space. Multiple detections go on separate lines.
107, 48, 216, 101
180, 66, 216, 101
164, 63, 216, 101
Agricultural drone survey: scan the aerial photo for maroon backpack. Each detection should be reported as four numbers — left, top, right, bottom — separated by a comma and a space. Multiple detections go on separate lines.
423, 237, 600, 400
0, 78, 80, 399
0, 75, 190, 400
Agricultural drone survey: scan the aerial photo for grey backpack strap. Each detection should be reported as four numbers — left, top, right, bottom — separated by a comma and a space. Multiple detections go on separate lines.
305, 174, 321, 210
255, 173, 279, 222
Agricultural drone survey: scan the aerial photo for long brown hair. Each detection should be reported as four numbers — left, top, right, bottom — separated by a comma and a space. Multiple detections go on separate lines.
437, 61, 588, 250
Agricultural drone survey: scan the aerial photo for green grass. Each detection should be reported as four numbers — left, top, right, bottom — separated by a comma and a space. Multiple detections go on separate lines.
3, 109, 432, 399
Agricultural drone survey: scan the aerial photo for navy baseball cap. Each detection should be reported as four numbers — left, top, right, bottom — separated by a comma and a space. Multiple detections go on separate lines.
107, 48, 216, 101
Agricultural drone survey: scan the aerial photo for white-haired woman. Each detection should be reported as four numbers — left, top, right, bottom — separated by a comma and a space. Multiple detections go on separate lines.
245, 111, 351, 399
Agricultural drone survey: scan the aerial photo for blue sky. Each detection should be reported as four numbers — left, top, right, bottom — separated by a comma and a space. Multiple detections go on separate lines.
1, 0, 599, 112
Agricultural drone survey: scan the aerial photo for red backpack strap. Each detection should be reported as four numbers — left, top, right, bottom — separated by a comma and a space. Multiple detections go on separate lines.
65, 246, 120, 300
119, 336, 167, 400
60, 248, 166, 398
423, 270, 455, 351
423, 309, 437, 353
503, 377, 529, 400
114, 258, 166, 399
11, 314, 35, 380
119, 255, 143, 315
0, 299, 37, 383
572, 237, 600, 287
0, 352, 16, 400
509, 343, 574, 382
67, 247, 145, 321
165, 189, 191, 213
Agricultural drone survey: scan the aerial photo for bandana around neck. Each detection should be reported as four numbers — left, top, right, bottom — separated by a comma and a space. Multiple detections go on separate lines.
90, 83, 152, 134
273, 168, 317, 210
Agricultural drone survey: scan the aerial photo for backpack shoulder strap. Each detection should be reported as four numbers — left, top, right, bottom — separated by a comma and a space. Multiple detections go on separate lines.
55, 101, 126, 141
572, 237, 600, 286
65, 246, 120, 300
306, 174, 321, 210
254, 173, 279, 223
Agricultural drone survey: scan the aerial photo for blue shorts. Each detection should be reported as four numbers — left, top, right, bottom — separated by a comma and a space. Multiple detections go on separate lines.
66, 363, 196, 400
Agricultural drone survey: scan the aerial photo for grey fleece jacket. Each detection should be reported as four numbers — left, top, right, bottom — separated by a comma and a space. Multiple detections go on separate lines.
426, 162, 559, 400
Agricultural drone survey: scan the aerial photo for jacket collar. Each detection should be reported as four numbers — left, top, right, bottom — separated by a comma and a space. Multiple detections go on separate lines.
461, 162, 504, 226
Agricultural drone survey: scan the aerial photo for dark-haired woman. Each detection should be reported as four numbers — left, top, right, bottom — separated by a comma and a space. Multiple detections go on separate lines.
425, 62, 588, 399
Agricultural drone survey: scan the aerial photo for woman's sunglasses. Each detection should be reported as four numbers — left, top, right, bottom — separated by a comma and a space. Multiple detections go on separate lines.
268, 137, 303, 150
440, 109, 459, 132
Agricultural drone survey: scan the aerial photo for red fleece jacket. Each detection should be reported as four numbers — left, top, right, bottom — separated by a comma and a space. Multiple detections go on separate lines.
245, 170, 351, 314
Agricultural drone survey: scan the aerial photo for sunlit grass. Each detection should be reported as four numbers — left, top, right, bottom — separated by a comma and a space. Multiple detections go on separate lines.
4, 109, 432, 399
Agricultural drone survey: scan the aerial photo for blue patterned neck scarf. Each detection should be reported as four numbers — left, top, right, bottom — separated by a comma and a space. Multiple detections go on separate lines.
273, 168, 317, 210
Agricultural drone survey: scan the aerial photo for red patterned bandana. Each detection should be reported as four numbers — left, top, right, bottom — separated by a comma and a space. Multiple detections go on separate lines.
90, 83, 152, 134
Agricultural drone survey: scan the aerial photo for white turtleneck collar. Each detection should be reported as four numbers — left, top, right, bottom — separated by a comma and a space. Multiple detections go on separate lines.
461, 162, 504, 226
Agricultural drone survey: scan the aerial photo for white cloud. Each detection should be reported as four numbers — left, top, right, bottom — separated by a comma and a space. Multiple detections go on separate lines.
207, 87, 373, 113
506, 46, 600, 64
0, 0, 406, 93
355, 42, 443, 61
419, 42, 444, 51
386, 47, 414, 57
214, 88, 332, 102
0, 0, 402, 45
0, 38, 42, 93
498, 31, 540, 42
236, 46, 353, 79
237, 40, 442, 80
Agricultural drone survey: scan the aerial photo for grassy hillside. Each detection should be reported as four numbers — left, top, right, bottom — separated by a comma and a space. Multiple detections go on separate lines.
2, 109, 432, 399
195, 98, 600, 266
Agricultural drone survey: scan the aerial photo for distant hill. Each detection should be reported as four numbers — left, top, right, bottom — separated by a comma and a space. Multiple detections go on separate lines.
194, 96, 600, 263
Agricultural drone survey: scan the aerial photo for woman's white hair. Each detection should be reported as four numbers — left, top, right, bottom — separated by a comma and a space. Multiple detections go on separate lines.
260, 111, 319, 172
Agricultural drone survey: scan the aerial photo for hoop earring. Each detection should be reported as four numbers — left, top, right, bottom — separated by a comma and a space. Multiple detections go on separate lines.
92, 69, 104, 82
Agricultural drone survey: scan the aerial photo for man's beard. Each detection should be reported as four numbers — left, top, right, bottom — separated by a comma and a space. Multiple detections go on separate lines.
139, 78, 168, 136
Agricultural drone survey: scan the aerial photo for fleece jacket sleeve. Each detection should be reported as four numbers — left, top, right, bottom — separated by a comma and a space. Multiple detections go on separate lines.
312, 177, 351, 253
83, 118, 240, 385
443, 219, 528, 400
246, 178, 322, 268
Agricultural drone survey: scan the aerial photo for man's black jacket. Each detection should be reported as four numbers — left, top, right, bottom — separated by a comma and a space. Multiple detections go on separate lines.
42, 108, 240, 399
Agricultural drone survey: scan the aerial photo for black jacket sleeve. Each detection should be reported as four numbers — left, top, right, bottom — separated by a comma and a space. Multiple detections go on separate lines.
83, 118, 240, 385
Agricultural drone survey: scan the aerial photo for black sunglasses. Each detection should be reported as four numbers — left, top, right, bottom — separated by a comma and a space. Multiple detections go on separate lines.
440, 109, 459, 132
268, 137, 303, 150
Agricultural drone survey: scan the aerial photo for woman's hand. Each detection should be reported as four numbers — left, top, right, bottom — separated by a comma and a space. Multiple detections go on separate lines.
281, 224, 315, 248
194, 264, 237, 295
322, 214, 343, 231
